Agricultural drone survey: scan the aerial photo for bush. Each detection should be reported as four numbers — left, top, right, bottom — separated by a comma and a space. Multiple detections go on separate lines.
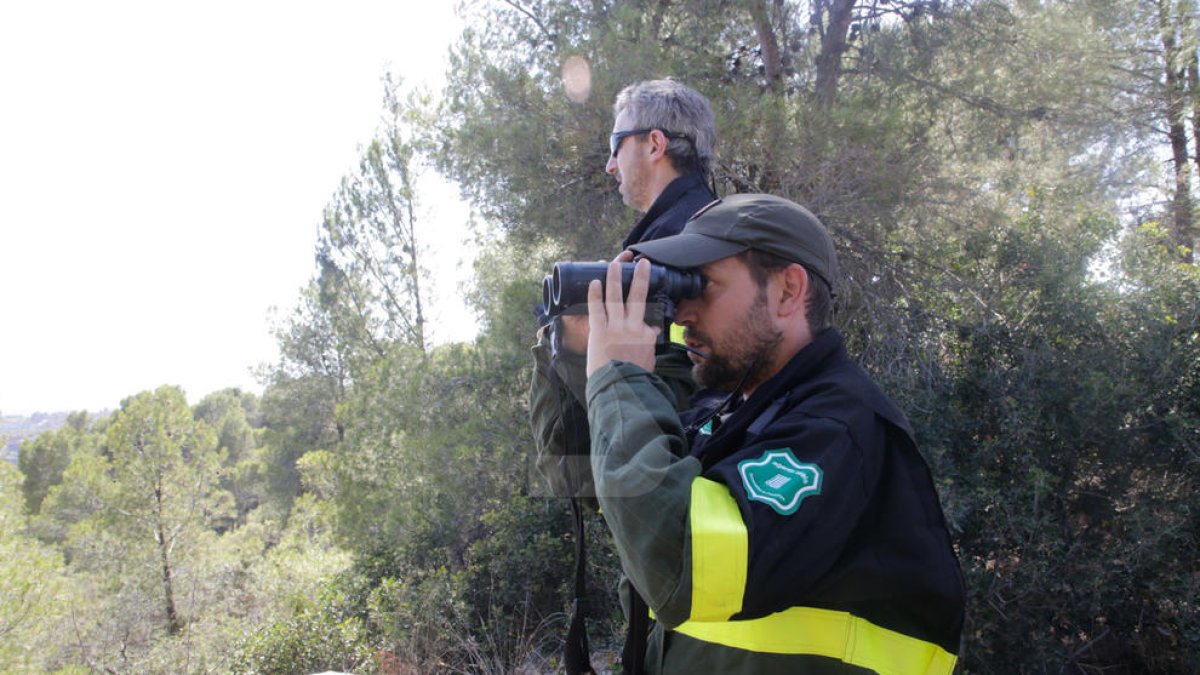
233, 588, 376, 675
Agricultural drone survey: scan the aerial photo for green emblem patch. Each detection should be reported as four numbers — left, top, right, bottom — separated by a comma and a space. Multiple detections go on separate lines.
737, 449, 822, 515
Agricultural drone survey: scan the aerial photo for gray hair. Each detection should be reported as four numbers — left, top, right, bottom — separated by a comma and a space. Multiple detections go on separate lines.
614, 79, 717, 176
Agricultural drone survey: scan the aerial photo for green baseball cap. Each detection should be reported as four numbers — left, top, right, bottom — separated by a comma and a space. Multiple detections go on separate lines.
628, 193, 839, 290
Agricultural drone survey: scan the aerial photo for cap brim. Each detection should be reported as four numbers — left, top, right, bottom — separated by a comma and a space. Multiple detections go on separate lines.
628, 232, 748, 268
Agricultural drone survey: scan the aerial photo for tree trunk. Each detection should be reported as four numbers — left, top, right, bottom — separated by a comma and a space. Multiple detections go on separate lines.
154, 486, 181, 636
650, 0, 671, 40
400, 170, 427, 355
1159, 0, 1195, 258
814, 0, 857, 108
748, 0, 783, 91
1184, 1, 1200, 262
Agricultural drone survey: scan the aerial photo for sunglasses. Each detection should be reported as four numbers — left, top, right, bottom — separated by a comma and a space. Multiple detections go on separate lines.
609, 128, 694, 158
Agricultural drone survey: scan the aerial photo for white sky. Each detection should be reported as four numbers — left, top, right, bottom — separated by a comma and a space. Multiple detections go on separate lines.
0, 0, 477, 415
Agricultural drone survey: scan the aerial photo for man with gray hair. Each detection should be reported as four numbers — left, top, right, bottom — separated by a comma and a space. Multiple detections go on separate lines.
533, 79, 722, 498
607, 79, 718, 248
530, 79, 721, 673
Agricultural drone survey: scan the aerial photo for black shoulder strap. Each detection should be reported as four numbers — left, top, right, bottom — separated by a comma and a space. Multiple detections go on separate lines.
564, 498, 595, 674
746, 392, 789, 438
548, 348, 596, 675
696, 388, 794, 470
622, 589, 649, 675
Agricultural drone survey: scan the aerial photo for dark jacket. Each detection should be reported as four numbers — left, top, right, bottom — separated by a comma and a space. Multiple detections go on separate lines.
621, 171, 717, 249
530, 170, 714, 498
586, 328, 966, 674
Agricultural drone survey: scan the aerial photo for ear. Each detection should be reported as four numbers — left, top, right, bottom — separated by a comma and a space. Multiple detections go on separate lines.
774, 263, 810, 319
647, 129, 671, 160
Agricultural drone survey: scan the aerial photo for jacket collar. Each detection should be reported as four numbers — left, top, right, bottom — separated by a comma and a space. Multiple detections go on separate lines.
690, 328, 846, 465
623, 171, 710, 247
747, 327, 845, 408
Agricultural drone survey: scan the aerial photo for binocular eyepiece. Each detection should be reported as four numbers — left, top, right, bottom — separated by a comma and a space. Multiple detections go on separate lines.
542, 261, 703, 319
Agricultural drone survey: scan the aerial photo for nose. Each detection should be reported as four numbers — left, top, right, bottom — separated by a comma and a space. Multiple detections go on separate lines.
605, 154, 618, 176
674, 296, 699, 325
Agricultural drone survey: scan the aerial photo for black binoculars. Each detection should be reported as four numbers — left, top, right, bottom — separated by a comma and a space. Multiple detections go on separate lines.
542, 261, 703, 320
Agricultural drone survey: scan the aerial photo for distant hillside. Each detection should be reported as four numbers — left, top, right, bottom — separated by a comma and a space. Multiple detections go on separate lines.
0, 411, 110, 465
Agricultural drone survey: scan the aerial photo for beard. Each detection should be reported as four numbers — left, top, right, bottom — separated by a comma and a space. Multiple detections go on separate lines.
687, 290, 783, 392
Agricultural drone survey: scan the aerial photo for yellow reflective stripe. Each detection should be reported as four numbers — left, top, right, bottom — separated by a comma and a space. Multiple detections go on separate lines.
688, 477, 747, 621
673, 606, 957, 675
669, 322, 686, 345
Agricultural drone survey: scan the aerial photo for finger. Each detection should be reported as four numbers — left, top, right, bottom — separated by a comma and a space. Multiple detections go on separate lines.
614, 249, 635, 263
586, 278, 605, 330
625, 258, 651, 324
605, 259, 625, 318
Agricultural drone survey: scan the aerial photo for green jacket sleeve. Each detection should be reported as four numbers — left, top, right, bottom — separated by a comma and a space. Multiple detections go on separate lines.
586, 360, 701, 628
529, 329, 593, 500
529, 315, 696, 502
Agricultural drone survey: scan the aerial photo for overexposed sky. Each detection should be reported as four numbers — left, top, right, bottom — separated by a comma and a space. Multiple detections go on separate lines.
0, 0, 476, 415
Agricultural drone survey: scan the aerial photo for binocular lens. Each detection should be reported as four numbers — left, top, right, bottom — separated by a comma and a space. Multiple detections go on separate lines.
543, 261, 702, 317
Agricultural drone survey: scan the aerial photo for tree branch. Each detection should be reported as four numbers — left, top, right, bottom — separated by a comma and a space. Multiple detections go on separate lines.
501, 0, 556, 44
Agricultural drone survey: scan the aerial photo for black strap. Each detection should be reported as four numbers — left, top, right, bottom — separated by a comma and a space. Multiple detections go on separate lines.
622, 589, 649, 675
746, 392, 788, 437
547, 334, 596, 675
548, 319, 652, 674
564, 498, 595, 674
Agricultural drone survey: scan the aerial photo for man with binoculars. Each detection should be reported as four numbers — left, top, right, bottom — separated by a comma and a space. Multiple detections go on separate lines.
533, 194, 965, 674
531, 78, 719, 500
528, 79, 720, 673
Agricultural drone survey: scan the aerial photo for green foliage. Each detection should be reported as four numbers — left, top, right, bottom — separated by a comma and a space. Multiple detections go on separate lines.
318, 77, 434, 355
256, 368, 343, 515
232, 585, 376, 675
100, 387, 232, 575
465, 497, 573, 627
24, 387, 278, 671
330, 339, 529, 571
297, 224, 604, 669
0, 463, 76, 674
194, 388, 261, 464
195, 388, 264, 524
18, 412, 100, 514
886, 195, 1199, 671
460, 496, 627, 671
366, 567, 469, 670
465, 230, 559, 352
